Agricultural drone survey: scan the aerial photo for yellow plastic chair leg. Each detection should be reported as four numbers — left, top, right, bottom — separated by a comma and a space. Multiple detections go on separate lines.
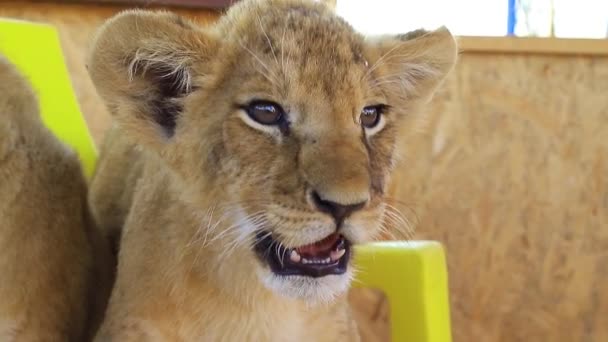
0, 18, 97, 178
353, 241, 452, 342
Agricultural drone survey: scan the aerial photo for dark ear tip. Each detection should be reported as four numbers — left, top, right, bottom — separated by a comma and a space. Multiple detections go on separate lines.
399, 26, 454, 42
399, 28, 430, 41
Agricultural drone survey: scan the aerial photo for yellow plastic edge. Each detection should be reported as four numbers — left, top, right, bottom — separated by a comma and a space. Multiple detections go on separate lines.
353, 241, 452, 342
0, 18, 97, 178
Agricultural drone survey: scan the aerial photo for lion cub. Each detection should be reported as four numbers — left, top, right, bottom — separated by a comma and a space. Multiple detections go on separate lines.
0, 56, 111, 341
88, 0, 456, 340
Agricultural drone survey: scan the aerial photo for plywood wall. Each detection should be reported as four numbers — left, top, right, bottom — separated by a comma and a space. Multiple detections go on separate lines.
2, 2, 607, 341
391, 52, 608, 341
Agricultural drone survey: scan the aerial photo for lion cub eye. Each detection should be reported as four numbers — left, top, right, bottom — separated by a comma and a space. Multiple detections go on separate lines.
245, 101, 285, 125
360, 105, 385, 129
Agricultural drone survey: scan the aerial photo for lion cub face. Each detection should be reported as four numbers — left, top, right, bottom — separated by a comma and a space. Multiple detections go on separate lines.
89, 0, 456, 302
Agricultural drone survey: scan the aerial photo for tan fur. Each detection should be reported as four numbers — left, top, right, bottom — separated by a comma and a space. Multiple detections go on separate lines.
0, 56, 112, 341
87, 0, 456, 340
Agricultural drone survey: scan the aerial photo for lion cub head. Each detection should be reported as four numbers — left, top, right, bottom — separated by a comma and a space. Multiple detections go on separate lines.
88, 0, 456, 302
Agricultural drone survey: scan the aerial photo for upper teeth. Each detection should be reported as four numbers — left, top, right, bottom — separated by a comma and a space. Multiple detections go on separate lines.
330, 248, 346, 261
290, 250, 301, 263
288, 247, 346, 265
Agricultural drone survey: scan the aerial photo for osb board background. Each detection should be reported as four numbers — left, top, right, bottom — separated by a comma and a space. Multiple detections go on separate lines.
1, 2, 608, 341
390, 51, 608, 341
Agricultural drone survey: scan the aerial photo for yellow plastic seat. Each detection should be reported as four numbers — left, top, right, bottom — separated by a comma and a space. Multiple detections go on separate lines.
354, 241, 452, 341
0, 18, 97, 178
0, 18, 452, 342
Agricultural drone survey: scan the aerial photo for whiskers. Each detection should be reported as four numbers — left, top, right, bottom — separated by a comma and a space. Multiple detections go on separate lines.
237, 13, 293, 90
238, 39, 281, 87
181, 195, 420, 272
183, 199, 272, 271
378, 198, 420, 241
215, 209, 267, 263
257, 14, 279, 67
237, 13, 286, 90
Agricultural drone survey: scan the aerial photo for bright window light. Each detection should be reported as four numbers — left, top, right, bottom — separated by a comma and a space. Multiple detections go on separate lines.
336, 0, 608, 38
336, 0, 508, 36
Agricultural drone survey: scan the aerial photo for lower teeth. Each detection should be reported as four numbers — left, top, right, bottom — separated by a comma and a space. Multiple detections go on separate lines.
302, 257, 332, 264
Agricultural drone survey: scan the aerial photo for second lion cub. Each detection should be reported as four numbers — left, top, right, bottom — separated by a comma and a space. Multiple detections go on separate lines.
0, 55, 112, 341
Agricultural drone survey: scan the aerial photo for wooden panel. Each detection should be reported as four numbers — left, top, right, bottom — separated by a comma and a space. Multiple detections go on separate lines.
458, 36, 608, 56
388, 52, 608, 341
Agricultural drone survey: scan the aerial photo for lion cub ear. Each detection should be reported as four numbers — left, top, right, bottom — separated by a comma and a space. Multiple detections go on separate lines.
87, 10, 218, 150
364, 27, 457, 103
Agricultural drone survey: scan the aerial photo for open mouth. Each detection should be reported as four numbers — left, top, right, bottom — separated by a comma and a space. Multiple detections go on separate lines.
254, 232, 351, 278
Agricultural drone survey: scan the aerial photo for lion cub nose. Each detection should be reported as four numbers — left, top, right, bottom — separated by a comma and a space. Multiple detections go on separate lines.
310, 191, 366, 226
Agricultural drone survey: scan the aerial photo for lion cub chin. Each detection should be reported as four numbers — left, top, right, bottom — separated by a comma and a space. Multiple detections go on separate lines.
87, 0, 456, 340
0, 56, 112, 341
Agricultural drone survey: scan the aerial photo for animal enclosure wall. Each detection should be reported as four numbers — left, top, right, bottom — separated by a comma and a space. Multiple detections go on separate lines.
387, 39, 608, 341
1, 2, 607, 341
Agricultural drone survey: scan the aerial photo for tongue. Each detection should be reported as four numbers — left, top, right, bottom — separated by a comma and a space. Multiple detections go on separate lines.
296, 233, 340, 257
